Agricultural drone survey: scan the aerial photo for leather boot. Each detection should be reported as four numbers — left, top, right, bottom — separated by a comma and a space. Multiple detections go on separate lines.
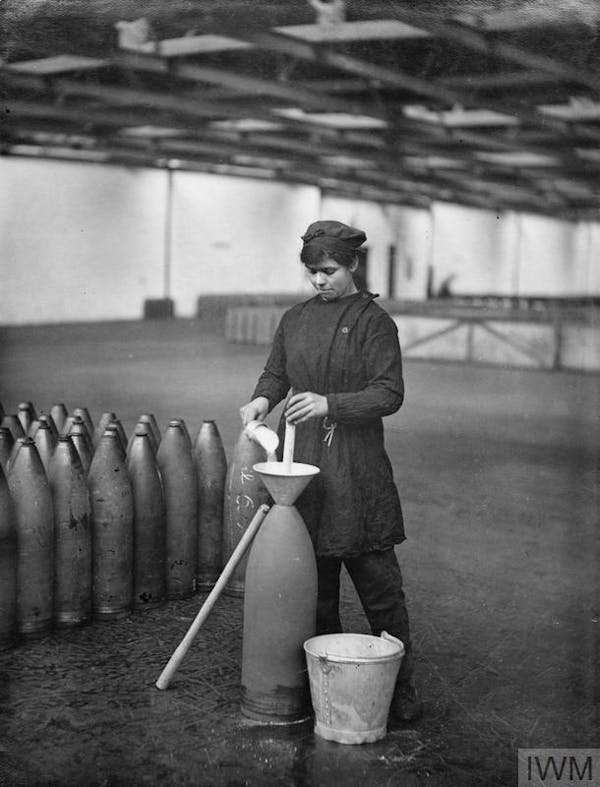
388, 682, 423, 723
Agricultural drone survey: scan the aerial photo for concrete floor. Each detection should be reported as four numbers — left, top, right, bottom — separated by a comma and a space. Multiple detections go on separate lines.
0, 318, 598, 787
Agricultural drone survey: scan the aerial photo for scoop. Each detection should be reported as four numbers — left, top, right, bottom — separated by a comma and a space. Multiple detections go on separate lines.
245, 420, 279, 461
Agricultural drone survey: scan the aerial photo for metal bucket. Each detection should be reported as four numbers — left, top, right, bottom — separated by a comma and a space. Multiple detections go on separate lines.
304, 632, 404, 744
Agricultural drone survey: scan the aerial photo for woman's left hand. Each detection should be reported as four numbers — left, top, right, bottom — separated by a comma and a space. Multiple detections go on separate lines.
285, 392, 328, 425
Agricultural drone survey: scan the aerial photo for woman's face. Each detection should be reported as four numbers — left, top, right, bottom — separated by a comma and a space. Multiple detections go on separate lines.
305, 256, 358, 301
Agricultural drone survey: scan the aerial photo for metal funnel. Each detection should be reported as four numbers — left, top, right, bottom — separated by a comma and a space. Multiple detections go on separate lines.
253, 461, 320, 506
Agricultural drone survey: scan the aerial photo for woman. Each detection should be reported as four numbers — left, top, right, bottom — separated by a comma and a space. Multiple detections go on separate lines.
239, 220, 422, 722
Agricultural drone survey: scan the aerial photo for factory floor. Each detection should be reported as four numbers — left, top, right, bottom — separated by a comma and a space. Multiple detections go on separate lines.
0, 318, 598, 787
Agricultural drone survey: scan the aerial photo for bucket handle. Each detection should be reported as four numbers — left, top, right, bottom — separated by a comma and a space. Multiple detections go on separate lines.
381, 631, 405, 656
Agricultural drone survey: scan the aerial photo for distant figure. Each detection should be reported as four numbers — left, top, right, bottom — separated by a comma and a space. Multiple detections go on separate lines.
438, 274, 457, 299
308, 0, 346, 25
426, 265, 434, 300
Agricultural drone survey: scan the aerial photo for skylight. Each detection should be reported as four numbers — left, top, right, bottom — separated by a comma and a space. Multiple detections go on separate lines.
274, 20, 429, 43
403, 105, 518, 127
274, 109, 387, 129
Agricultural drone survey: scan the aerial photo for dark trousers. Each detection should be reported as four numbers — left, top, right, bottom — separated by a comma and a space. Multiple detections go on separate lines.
316, 548, 414, 685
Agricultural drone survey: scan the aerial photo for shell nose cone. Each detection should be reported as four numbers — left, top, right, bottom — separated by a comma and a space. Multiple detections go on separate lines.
253, 461, 319, 506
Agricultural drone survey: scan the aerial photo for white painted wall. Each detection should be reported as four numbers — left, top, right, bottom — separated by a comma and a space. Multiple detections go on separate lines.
169, 173, 319, 316
388, 205, 433, 300
585, 223, 600, 293
429, 204, 598, 298
0, 157, 166, 324
518, 214, 577, 296
430, 203, 518, 296
1, 156, 599, 326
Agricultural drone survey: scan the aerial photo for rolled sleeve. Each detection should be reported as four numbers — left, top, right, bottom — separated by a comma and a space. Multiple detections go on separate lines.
251, 317, 291, 411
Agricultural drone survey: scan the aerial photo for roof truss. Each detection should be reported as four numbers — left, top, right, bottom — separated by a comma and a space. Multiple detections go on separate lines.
2, 1, 600, 215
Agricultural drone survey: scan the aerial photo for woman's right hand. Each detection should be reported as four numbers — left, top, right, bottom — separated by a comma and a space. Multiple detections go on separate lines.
239, 396, 270, 425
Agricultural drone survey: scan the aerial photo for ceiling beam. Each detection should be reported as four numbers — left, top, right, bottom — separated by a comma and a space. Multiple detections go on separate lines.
0, 72, 508, 172
5, 53, 593, 167
111, 52, 376, 117
7, 55, 108, 75
4, 110, 568, 205
6, 66, 600, 180
52, 78, 245, 121
115, 50, 558, 153
1, 70, 386, 141
242, 30, 600, 143
0, 95, 569, 174
244, 31, 469, 107
0, 97, 180, 130
6, 88, 600, 192
388, 9, 600, 95
439, 70, 573, 90
297, 78, 371, 94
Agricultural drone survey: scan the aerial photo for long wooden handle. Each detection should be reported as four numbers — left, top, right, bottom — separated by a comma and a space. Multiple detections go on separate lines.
155, 503, 270, 690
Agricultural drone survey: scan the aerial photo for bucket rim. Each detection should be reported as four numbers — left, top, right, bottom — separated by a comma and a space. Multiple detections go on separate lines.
303, 632, 404, 664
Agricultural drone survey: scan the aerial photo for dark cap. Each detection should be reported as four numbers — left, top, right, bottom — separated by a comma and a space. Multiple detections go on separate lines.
301, 220, 366, 255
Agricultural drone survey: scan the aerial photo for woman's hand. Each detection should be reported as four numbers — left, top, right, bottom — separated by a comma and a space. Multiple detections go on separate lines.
285, 392, 328, 425
239, 396, 270, 425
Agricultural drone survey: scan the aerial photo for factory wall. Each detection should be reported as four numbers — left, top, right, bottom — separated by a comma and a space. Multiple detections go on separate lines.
1, 156, 599, 326
169, 172, 318, 316
0, 157, 166, 324
518, 214, 582, 295
0, 158, 319, 324
430, 204, 598, 298
586, 223, 600, 293
430, 203, 517, 295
